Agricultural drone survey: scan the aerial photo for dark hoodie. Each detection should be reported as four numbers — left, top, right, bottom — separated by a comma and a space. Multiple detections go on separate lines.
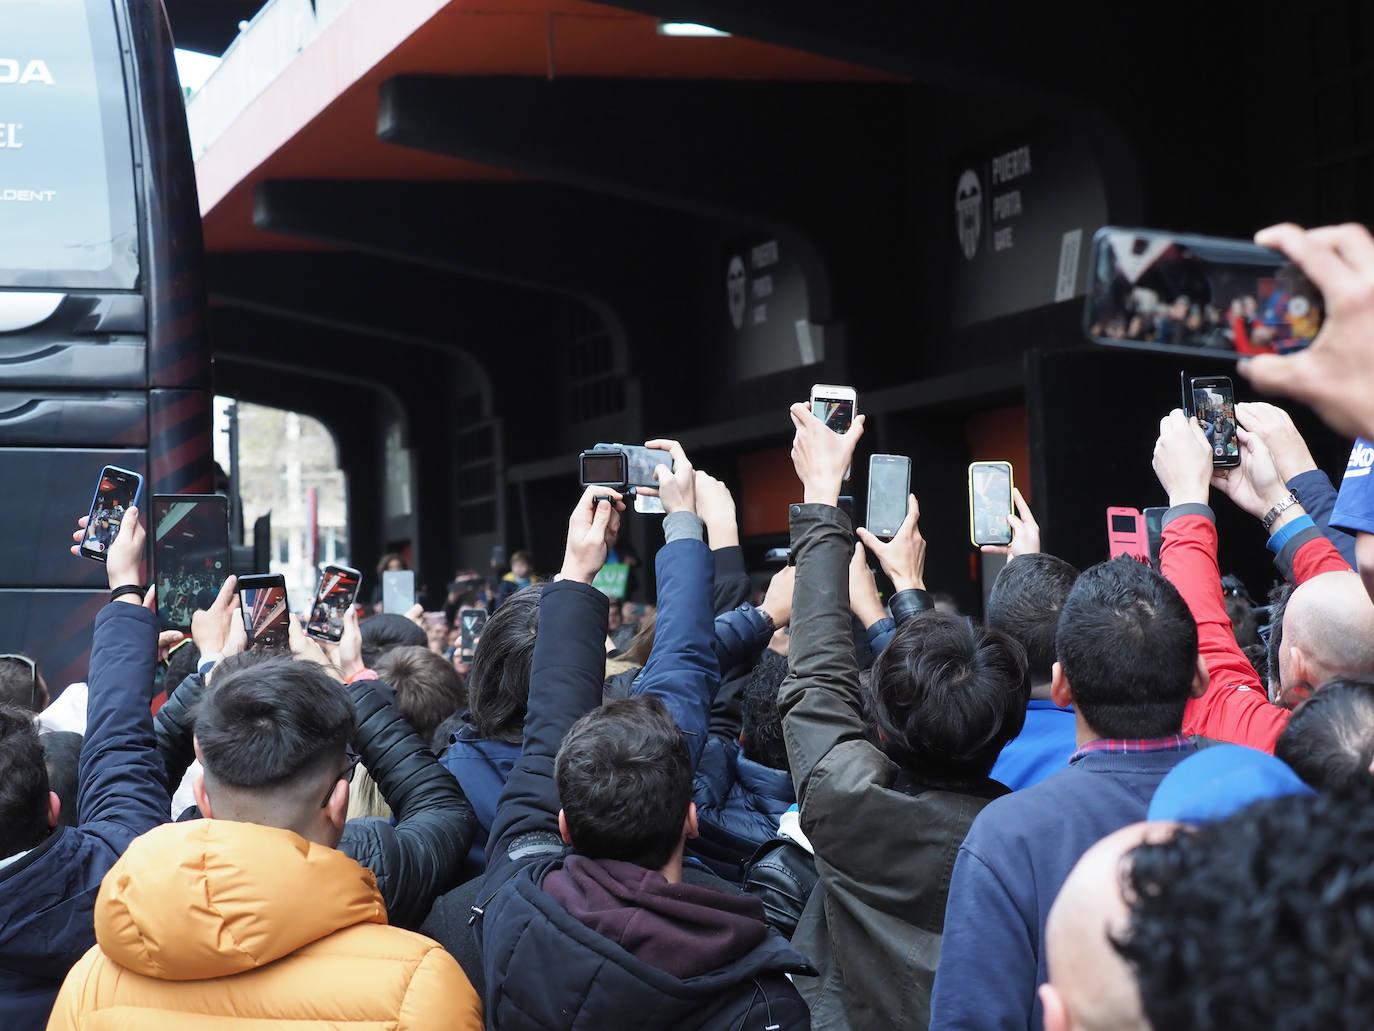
544, 855, 768, 978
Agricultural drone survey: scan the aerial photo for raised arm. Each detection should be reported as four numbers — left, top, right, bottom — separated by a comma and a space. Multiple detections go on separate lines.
631, 441, 720, 769
1153, 411, 1288, 750
68, 508, 170, 850
776, 402, 875, 804
485, 488, 624, 885
698, 472, 752, 614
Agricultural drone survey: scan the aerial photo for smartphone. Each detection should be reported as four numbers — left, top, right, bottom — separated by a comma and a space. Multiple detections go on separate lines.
1107, 507, 1148, 561
969, 461, 1014, 548
307, 563, 361, 642
594, 443, 673, 490
580, 449, 627, 489
238, 573, 289, 649
866, 455, 911, 539
79, 465, 144, 562
459, 606, 489, 661
152, 494, 229, 632
1084, 227, 1324, 359
1143, 505, 1168, 569
382, 569, 415, 614
811, 384, 857, 480
1185, 375, 1241, 468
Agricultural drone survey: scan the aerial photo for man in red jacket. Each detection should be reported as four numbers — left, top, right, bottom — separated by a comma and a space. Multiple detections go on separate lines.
1151, 409, 1374, 752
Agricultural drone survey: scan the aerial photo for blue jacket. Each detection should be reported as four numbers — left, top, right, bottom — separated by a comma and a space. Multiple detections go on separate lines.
929, 748, 1192, 1031
480, 542, 812, 1030
989, 700, 1078, 791
1289, 468, 1358, 567
691, 736, 796, 880
440, 726, 519, 874
0, 603, 169, 1030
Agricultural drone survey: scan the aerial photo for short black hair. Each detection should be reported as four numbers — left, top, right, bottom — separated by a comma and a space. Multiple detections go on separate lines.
195, 657, 355, 789
741, 651, 789, 771
41, 731, 83, 829
1275, 679, 1374, 795
866, 611, 1031, 779
1266, 581, 1293, 699
376, 644, 466, 744
467, 585, 541, 744
0, 705, 51, 858
163, 640, 201, 696
360, 613, 428, 670
986, 554, 1080, 683
0, 654, 43, 712
1117, 792, 1374, 1029
1056, 557, 1197, 738
555, 696, 692, 870
1225, 594, 1259, 649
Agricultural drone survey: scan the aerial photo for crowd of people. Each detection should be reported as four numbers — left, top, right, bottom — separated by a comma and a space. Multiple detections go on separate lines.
4, 221, 1374, 1029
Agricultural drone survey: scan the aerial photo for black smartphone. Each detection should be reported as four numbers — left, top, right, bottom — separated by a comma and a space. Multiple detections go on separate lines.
79, 465, 144, 562
969, 462, 1015, 548
238, 573, 289, 649
1185, 375, 1241, 468
594, 443, 674, 490
152, 494, 230, 632
307, 564, 361, 642
1143, 506, 1168, 570
459, 607, 489, 661
580, 449, 627, 489
866, 454, 911, 539
1085, 227, 1323, 359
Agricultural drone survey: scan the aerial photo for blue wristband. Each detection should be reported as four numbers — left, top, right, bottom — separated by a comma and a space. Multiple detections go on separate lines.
1267, 514, 1315, 555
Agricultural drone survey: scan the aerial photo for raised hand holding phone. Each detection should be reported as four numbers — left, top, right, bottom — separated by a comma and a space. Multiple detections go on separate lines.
789, 401, 866, 507
1234, 401, 1318, 483
858, 494, 926, 592
1210, 428, 1304, 535
560, 485, 625, 585
980, 487, 1041, 560
645, 438, 695, 515
848, 542, 887, 629
1152, 410, 1213, 508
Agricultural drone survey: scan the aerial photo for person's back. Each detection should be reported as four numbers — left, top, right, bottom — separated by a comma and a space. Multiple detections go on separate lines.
985, 553, 1081, 790
930, 556, 1203, 1031
48, 656, 479, 1031
0, 515, 168, 1030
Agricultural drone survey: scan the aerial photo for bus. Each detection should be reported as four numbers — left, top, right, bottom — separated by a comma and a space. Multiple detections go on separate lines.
0, 0, 209, 692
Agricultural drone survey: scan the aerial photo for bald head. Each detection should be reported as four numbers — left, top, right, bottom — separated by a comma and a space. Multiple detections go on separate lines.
1040, 822, 1177, 1031
1279, 572, 1374, 706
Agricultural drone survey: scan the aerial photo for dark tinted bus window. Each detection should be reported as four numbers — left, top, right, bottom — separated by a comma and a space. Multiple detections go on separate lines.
0, 0, 139, 290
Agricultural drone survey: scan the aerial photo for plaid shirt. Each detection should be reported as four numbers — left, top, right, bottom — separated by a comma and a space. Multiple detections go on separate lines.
1070, 734, 1192, 764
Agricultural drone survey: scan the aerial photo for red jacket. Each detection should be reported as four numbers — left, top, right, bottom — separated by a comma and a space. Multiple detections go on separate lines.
1161, 508, 1349, 752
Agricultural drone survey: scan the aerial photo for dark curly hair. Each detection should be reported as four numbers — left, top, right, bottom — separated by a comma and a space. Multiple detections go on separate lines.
1116, 791, 1374, 1030
740, 651, 789, 771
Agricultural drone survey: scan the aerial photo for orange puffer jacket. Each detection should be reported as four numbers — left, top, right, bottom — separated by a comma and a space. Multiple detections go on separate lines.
46, 820, 481, 1031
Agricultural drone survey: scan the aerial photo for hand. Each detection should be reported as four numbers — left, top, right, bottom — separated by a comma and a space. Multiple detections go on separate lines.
1210, 427, 1296, 523
191, 576, 240, 656
404, 603, 425, 629
334, 607, 365, 680
1241, 223, 1374, 440
288, 614, 342, 680
645, 439, 696, 515
759, 565, 795, 630
978, 487, 1041, 560
789, 403, 866, 507
71, 507, 145, 592
1235, 401, 1318, 484
848, 543, 887, 628
1152, 410, 1213, 507
560, 485, 625, 584
157, 631, 187, 664
856, 494, 926, 592
694, 470, 739, 548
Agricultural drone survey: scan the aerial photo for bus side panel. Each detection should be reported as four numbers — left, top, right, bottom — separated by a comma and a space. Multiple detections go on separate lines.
0, 390, 147, 446
149, 388, 212, 493
0, 447, 146, 588
0, 590, 106, 704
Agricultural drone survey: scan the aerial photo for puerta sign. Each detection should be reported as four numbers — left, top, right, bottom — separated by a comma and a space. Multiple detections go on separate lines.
0, 0, 139, 289
720, 236, 816, 383
950, 132, 1108, 326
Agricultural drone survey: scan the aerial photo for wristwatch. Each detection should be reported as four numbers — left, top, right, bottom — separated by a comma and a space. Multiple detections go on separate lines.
1262, 492, 1300, 532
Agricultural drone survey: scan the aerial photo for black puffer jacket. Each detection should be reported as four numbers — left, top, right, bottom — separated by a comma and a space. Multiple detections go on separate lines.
156, 670, 476, 930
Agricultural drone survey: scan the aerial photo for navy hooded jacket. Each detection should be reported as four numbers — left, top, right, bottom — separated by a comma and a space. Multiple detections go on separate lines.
0, 603, 169, 1030
479, 533, 814, 1030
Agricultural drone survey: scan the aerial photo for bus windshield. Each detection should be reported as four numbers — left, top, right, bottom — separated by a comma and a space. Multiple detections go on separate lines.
0, 0, 139, 290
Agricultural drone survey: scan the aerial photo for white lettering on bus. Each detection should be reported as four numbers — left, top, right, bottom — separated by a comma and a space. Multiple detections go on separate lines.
0, 123, 22, 148
0, 60, 55, 86
992, 190, 1022, 220
991, 145, 1031, 185
0, 189, 57, 201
